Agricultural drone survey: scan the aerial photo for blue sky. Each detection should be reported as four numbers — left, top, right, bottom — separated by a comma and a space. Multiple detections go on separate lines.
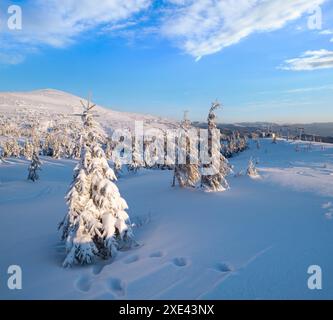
0, 0, 333, 123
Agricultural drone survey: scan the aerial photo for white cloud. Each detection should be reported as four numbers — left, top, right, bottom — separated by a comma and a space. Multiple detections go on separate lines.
319, 29, 333, 43
0, 52, 25, 65
319, 29, 333, 35
161, 0, 327, 59
1, 0, 152, 48
280, 49, 333, 71
284, 84, 333, 93
0, 0, 330, 63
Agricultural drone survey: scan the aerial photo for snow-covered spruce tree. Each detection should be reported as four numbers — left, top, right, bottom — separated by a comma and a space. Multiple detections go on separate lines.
172, 112, 200, 188
143, 137, 160, 169
0, 146, 5, 164
52, 139, 62, 159
105, 138, 114, 160
27, 152, 42, 182
3, 139, 21, 158
72, 135, 82, 159
113, 155, 123, 177
22, 139, 34, 160
59, 98, 134, 267
247, 158, 259, 178
163, 131, 176, 170
127, 137, 144, 173
201, 101, 231, 192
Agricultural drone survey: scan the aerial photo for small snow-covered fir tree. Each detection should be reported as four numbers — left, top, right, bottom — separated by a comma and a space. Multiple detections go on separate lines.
113, 155, 123, 177
59, 97, 134, 267
143, 136, 164, 169
72, 135, 82, 159
173, 111, 200, 188
23, 139, 34, 160
3, 139, 21, 158
0, 149, 5, 164
201, 101, 231, 192
105, 138, 113, 160
27, 152, 42, 182
52, 139, 62, 159
247, 157, 259, 178
128, 137, 144, 173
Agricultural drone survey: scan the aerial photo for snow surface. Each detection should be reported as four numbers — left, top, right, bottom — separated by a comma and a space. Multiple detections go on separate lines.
0, 89, 177, 132
1, 139, 333, 299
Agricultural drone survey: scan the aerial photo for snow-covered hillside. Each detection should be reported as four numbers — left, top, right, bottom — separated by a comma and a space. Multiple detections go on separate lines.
0, 89, 177, 132
1, 139, 333, 299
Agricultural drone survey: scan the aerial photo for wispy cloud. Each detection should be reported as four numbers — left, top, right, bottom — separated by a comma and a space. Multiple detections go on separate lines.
280, 49, 333, 71
284, 84, 333, 93
0, 52, 25, 65
161, 0, 327, 59
0, 0, 152, 62
0, 0, 330, 63
319, 29, 333, 35
319, 29, 333, 43
21, 0, 151, 45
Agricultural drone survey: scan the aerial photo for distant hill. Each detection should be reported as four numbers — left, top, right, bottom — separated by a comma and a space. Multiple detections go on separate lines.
0, 89, 178, 133
192, 121, 333, 143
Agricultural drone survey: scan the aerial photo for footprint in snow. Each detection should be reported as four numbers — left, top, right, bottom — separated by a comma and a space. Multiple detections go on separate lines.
107, 278, 126, 297
325, 212, 333, 220
92, 264, 105, 275
322, 202, 332, 209
321, 203, 333, 220
172, 257, 189, 267
215, 262, 233, 273
149, 251, 164, 258
75, 275, 92, 292
123, 255, 140, 264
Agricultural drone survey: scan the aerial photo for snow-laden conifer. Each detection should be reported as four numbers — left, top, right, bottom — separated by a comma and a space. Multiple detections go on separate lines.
128, 137, 144, 173
23, 139, 34, 160
59, 97, 134, 267
173, 112, 200, 188
247, 157, 259, 178
27, 152, 42, 182
201, 101, 231, 192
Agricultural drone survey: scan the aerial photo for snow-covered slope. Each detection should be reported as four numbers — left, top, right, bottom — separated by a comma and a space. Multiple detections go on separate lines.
1, 139, 333, 299
0, 89, 177, 132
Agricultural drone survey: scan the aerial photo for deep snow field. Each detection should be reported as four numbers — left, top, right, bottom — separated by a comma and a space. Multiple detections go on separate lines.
1, 138, 333, 300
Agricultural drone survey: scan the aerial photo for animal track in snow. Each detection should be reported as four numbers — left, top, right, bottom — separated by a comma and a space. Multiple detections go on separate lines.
92, 264, 105, 275
149, 251, 164, 258
325, 211, 333, 220
107, 278, 126, 297
215, 262, 233, 273
322, 202, 332, 209
172, 257, 189, 267
321, 202, 333, 220
124, 255, 140, 264
75, 275, 92, 292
